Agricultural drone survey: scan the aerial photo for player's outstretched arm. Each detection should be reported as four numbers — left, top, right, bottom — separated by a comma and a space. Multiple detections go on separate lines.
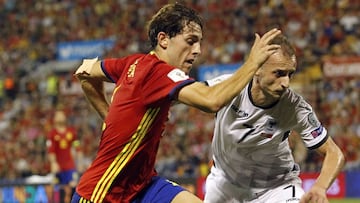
74, 58, 111, 120
178, 28, 281, 113
299, 137, 345, 203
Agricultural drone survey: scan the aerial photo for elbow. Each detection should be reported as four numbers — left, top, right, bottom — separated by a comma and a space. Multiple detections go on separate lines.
331, 145, 346, 171
202, 98, 225, 113
209, 103, 224, 113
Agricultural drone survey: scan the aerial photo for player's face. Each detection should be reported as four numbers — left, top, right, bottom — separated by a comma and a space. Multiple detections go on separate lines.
257, 51, 296, 99
166, 22, 202, 74
54, 110, 66, 125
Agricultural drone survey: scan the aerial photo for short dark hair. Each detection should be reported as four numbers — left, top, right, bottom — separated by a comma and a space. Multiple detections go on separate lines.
146, 3, 203, 48
270, 34, 296, 58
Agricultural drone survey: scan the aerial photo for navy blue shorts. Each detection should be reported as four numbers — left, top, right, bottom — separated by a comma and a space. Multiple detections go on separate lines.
132, 176, 185, 203
71, 176, 185, 203
57, 169, 77, 185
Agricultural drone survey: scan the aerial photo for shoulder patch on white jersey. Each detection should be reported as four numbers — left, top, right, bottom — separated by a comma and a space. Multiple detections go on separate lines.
308, 112, 321, 127
167, 69, 189, 82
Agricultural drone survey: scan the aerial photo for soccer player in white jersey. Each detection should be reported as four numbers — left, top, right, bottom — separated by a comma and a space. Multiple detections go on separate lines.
204, 34, 345, 203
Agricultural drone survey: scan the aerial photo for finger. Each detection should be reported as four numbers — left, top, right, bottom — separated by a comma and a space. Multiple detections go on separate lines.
261, 28, 280, 39
267, 44, 281, 51
261, 29, 281, 42
253, 33, 260, 44
299, 194, 310, 203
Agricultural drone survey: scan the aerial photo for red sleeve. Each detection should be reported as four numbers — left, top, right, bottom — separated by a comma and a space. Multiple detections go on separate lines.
142, 63, 195, 105
101, 54, 143, 83
101, 58, 126, 83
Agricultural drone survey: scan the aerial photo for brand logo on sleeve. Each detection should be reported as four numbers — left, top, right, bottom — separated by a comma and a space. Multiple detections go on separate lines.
167, 69, 189, 82
311, 126, 323, 138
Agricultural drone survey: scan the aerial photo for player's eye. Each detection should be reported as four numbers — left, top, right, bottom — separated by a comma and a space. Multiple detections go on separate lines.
274, 70, 285, 77
187, 39, 195, 45
275, 70, 294, 78
289, 71, 295, 78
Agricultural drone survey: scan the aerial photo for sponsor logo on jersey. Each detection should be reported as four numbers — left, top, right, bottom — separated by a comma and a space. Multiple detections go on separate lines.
167, 69, 189, 82
311, 126, 323, 138
230, 105, 248, 118
286, 197, 300, 202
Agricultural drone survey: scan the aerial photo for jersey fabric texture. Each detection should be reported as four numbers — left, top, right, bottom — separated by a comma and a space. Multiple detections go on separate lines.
47, 127, 78, 171
204, 75, 328, 201
74, 53, 195, 202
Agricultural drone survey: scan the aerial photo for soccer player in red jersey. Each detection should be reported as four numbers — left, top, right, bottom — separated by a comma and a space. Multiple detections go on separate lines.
71, 3, 281, 203
47, 109, 82, 202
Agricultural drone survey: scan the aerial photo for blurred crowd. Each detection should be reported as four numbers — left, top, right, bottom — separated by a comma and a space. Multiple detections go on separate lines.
0, 0, 360, 181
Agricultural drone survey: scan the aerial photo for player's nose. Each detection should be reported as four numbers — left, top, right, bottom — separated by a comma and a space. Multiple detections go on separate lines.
281, 76, 290, 89
192, 42, 201, 56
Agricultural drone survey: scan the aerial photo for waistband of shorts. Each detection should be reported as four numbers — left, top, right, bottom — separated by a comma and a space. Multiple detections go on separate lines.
71, 191, 93, 203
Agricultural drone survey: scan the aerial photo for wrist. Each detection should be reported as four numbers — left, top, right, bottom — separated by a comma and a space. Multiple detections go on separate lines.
312, 183, 328, 192
243, 59, 261, 73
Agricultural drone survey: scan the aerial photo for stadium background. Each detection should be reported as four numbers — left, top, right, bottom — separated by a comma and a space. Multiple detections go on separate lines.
0, 0, 359, 202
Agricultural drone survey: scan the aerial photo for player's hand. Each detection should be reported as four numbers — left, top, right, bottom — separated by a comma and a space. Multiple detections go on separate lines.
299, 185, 329, 203
246, 28, 281, 68
51, 162, 60, 174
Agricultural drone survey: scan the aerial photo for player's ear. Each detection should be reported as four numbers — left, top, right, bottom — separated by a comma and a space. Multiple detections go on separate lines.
157, 32, 168, 49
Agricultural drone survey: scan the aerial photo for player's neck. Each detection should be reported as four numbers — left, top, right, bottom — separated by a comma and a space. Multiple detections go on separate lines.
55, 124, 66, 133
151, 49, 171, 66
150, 50, 163, 61
250, 86, 278, 108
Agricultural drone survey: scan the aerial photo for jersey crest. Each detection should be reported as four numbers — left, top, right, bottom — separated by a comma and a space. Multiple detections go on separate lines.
127, 59, 138, 78
261, 119, 277, 138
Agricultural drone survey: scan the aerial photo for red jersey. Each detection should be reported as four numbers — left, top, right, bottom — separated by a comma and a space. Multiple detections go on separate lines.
47, 127, 77, 171
76, 53, 195, 202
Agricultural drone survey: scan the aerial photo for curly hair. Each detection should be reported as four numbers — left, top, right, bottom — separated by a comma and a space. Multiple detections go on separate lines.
146, 3, 203, 49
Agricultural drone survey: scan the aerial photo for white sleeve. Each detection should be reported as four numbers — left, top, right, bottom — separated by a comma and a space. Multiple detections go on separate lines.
205, 74, 233, 87
295, 100, 328, 150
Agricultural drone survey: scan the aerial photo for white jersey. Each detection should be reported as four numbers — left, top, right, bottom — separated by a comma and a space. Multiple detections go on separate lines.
206, 75, 328, 190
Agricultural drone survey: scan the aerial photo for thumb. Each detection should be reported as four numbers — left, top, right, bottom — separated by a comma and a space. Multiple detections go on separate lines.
300, 193, 311, 203
254, 33, 260, 43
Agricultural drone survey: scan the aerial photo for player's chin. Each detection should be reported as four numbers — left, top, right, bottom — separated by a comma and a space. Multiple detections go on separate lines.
271, 91, 284, 99
181, 64, 192, 74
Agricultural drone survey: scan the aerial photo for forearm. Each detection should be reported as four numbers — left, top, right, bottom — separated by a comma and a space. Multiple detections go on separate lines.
48, 153, 59, 173
179, 61, 258, 113
48, 153, 57, 164
208, 60, 258, 108
79, 77, 109, 120
314, 145, 345, 190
